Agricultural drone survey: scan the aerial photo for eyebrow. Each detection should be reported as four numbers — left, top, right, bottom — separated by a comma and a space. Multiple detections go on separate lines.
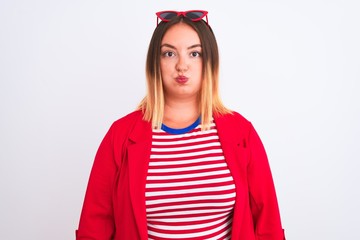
160, 43, 202, 50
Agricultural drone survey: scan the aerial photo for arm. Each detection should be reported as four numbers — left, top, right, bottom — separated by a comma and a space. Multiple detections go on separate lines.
247, 124, 285, 240
76, 125, 117, 239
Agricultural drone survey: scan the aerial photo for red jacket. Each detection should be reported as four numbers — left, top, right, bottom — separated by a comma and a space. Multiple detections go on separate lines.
76, 110, 285, 239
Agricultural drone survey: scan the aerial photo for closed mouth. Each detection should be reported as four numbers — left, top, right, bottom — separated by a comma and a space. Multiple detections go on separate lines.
176, 76, 188, 83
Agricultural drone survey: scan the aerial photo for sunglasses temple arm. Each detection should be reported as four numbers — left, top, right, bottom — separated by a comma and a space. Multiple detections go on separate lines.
206, 15, 209, 25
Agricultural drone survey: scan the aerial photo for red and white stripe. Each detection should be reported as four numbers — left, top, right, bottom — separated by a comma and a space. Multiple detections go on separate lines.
146, 122, 236, 240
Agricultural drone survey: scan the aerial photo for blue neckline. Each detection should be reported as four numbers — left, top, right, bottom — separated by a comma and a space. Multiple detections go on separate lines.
161, 117, 201, 134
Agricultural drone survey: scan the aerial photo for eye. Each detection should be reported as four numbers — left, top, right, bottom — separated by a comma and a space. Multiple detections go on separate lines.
162, 51, 176, 57
190, 51, 202, 57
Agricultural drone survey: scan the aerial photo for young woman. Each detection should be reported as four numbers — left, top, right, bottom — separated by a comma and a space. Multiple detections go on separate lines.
76, 10, 285, 240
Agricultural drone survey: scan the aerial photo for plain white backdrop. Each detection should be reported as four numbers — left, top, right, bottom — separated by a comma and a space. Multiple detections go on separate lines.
1, 0, 359, 239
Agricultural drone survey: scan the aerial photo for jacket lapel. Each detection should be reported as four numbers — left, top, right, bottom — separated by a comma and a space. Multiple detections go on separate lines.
127, 116, 152, 240
215, 114, 248, 239
214, 114, 243, 181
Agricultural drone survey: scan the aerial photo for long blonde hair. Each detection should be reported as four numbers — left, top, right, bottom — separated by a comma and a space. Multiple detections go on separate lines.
138, 16, 231, 130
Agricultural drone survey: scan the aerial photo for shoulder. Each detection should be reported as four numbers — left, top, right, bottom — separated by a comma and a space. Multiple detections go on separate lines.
214, 110, 255, 141
215, 110, 252, 129
112, 110, 143, 126
106, 110, 145, 136
214, 111, 269, 154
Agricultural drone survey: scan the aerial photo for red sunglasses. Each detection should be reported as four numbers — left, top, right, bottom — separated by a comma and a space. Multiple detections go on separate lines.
156, 10, 209, 26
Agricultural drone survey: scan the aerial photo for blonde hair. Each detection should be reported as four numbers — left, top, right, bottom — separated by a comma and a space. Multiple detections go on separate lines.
138, 16, 231, 130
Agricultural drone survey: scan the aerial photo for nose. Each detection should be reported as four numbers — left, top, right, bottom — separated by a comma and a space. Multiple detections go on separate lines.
175, 54, 189, 73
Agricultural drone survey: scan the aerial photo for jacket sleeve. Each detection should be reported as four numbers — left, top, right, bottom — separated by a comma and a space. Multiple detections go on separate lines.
247, 123, 285, 240
76, 124, 117, 239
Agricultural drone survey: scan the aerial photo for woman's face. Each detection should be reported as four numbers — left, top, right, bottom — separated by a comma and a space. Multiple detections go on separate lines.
160, 23, 203, 101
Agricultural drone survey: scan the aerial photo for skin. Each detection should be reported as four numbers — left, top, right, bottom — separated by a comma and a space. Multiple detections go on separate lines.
160, 23, 203, 128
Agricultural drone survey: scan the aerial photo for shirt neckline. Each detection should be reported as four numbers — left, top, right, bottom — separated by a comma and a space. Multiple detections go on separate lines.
161, 117, 201, 134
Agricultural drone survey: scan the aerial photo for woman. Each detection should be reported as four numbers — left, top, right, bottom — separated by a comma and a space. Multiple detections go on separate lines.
76, 10, 285, 240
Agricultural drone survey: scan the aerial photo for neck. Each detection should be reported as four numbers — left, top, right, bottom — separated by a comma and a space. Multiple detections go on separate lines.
163, 97, 199, 129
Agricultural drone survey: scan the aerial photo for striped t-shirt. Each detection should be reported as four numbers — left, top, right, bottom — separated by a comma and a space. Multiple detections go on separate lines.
146, 118, 236, 240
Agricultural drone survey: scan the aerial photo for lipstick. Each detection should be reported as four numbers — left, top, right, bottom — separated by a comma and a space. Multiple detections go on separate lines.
175, 76, 188, 84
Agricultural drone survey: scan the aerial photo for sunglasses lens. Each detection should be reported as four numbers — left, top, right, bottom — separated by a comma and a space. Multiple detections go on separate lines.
159, 12, 178, 20
156, 10, 208, 26
185, 11, 205, 20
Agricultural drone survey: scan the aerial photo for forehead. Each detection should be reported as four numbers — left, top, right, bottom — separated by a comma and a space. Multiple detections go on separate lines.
161, 23, 201, 45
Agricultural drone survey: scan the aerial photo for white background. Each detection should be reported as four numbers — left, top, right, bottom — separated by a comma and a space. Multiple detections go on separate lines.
1, 0, 359, 239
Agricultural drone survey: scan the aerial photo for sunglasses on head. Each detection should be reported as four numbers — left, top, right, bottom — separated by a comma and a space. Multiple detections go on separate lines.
156, 10, 209, 26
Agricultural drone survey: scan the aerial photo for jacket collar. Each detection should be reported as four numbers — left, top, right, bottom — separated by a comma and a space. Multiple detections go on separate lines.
127, 112, 152, 239
214, 113, 239, 144
127, 111, 151, 144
